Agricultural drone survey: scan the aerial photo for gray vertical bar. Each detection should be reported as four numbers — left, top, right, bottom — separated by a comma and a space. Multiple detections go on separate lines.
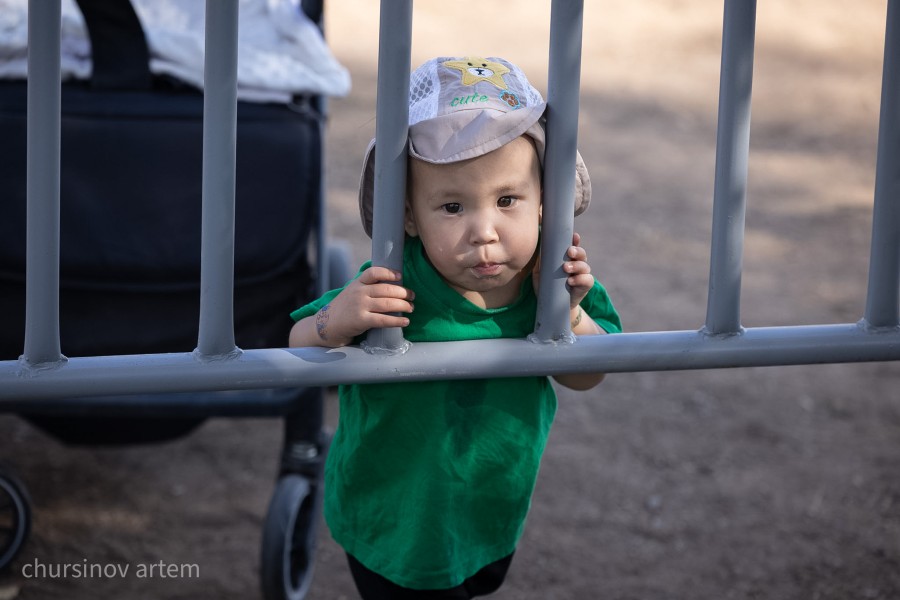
196, 0, 239, 357
532, 0, 584, 343
23, 0, 63, 365
864, 0, 900, 329
364, 0, 413, 353
315, 105, 330, 296
704, 0, 757, 336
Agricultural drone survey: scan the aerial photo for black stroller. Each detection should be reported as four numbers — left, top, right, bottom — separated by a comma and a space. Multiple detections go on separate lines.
0, 1, 349, 598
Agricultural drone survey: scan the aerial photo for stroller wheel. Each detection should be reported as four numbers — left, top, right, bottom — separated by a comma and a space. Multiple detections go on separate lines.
260, 474, 321, 600
0, 467, 31, 572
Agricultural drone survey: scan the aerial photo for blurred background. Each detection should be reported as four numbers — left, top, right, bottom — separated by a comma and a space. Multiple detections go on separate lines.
1, 1, 898, 598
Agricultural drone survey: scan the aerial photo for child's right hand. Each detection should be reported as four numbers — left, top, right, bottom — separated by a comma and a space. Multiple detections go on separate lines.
303, 266, 415, 348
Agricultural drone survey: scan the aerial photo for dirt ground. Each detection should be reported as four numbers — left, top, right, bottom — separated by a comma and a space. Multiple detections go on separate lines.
2, 1, 900, 598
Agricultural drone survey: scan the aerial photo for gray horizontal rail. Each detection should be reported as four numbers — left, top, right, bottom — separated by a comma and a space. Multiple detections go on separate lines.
2, 323, 899, 403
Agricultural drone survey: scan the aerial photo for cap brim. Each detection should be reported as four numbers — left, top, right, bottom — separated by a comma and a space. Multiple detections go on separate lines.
359, 138, 378, 238
409, 102, 546, 164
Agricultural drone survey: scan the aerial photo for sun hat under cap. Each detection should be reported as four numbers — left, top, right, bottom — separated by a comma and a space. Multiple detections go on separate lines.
359, 56, 592, 237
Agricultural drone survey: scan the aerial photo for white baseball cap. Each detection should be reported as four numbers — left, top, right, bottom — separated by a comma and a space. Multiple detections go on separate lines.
359, 55, 591, 237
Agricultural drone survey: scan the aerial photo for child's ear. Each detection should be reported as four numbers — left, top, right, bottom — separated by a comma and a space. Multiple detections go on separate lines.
404, 202, 419, 237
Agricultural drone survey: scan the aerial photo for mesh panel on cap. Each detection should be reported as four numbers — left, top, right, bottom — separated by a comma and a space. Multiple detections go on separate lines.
409, 58, 440, 126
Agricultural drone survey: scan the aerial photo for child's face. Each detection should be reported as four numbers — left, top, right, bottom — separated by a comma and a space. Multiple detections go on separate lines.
405, 136, 542, 309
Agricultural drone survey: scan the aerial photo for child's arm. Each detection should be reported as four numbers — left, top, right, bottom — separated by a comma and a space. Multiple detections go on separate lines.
536, 232, 608, 391
289, 267, 415, 348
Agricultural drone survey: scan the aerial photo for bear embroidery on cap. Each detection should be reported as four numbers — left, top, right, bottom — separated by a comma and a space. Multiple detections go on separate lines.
442, 57, 510, 89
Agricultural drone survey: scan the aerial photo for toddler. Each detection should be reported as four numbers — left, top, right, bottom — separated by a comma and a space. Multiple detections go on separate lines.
290, 56, 621, 599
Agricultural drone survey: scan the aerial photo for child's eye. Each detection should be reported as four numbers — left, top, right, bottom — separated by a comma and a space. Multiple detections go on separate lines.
497, 196, 517, 208
442, 203, 462, 214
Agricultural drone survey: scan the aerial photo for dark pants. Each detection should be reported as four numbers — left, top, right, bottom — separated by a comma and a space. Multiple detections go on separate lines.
346, 552, 515, 600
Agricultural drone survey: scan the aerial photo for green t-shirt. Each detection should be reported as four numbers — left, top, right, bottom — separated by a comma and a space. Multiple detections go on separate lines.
291, 236, 621, 589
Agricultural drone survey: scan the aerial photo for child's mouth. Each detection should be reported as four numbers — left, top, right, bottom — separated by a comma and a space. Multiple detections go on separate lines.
472, 262, 502, 277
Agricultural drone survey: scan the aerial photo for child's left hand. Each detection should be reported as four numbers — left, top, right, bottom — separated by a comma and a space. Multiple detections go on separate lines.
535, 231, 607, 390
561, 232, 595, 309
532, 232, 595, 309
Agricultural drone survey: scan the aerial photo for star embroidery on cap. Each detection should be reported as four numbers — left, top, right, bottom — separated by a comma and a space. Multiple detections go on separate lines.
442, 57, 510, 89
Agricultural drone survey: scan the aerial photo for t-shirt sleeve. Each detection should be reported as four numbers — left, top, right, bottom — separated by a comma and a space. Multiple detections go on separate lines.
581, 279, 622, 334
289, 260, 372, 322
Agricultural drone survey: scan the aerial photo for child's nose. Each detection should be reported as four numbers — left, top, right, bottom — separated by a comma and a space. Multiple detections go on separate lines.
469, 217, 500, 245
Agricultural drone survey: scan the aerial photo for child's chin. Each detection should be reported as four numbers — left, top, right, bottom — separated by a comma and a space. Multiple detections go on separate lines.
468, 273, 522, 292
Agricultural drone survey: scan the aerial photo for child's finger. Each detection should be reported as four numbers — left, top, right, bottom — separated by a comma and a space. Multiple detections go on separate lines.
367, 313, 411, 329
368, 296, 415, 315
358, 266, 403, 285
567, 245, 587, 261
564, 260, 591, 275
567, 273, 595, 291
369, 283, 416, 301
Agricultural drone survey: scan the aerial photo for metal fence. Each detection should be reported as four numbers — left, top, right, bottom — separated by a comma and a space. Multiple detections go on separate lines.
1, 0, 898, 404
